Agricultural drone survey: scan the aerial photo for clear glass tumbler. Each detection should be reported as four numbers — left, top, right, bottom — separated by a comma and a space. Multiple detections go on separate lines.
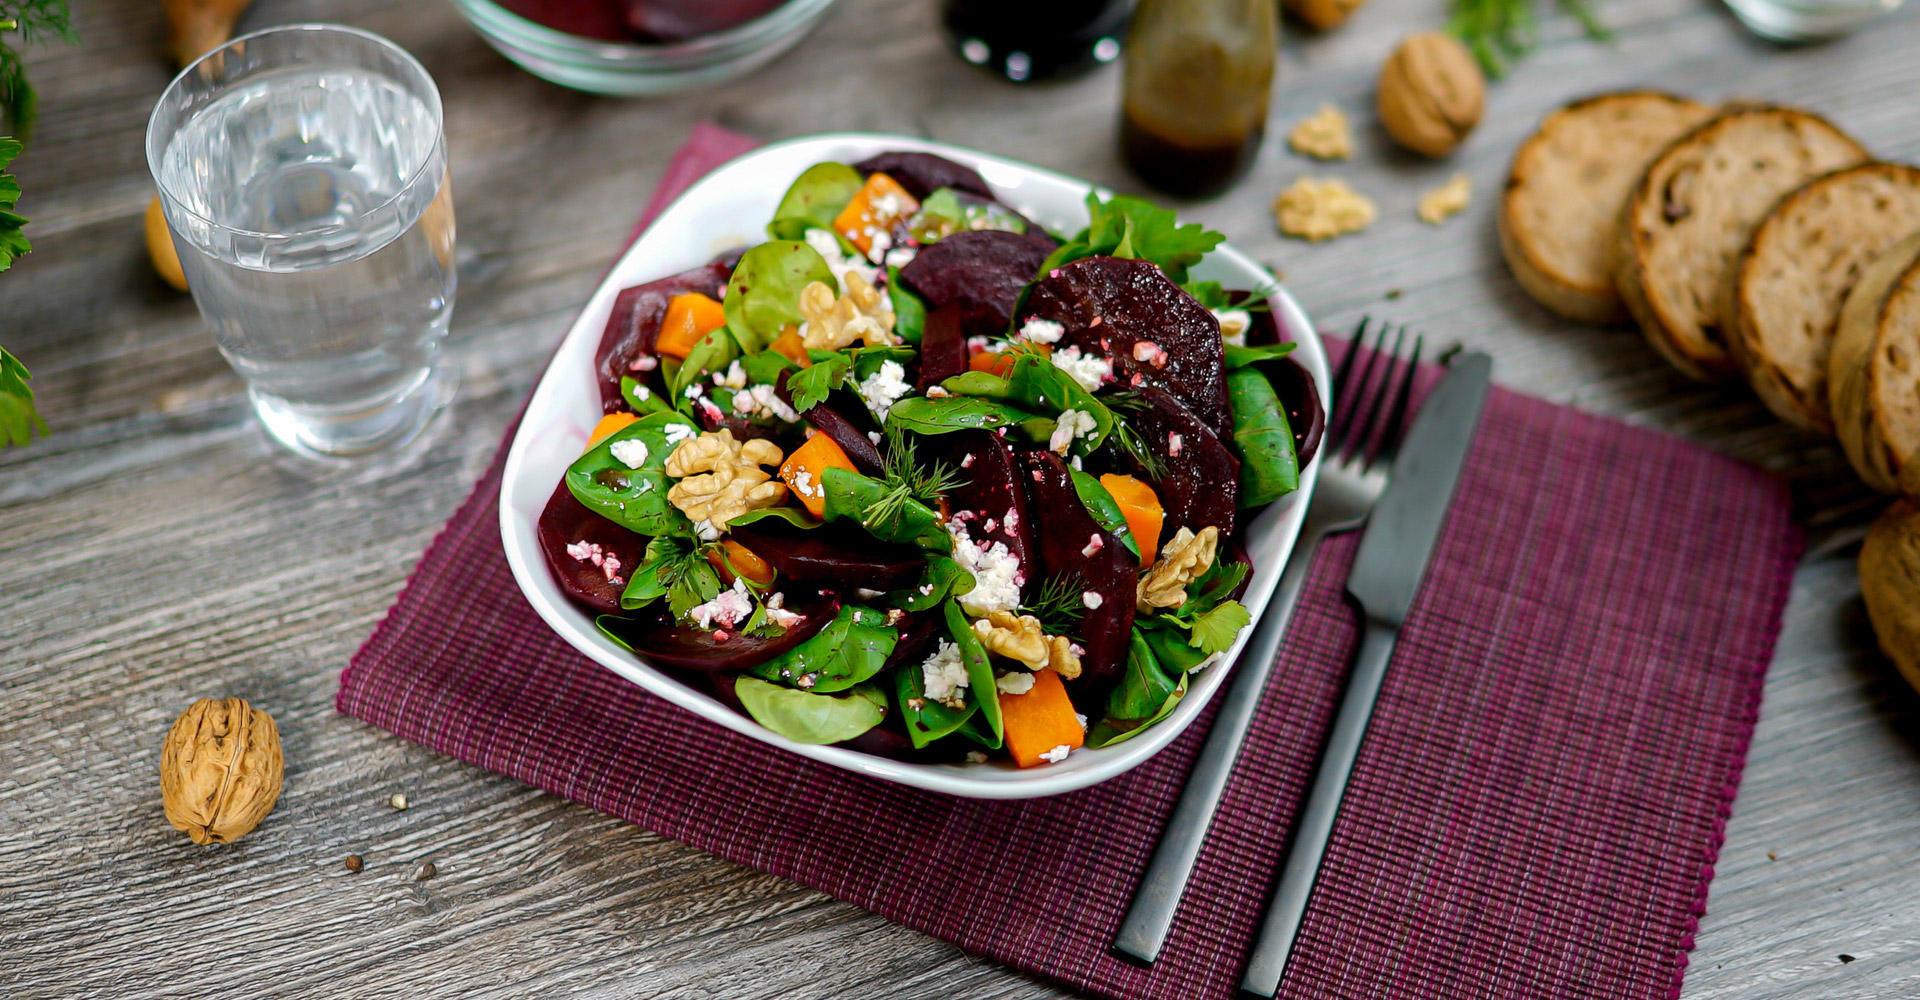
146, 24, 456, 458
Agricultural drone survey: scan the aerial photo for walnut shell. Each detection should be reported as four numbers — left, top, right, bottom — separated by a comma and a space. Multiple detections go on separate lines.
1862, 499, 1920, 693
160, 697, 283, 845
1283, 0, 1369, 31
1377, 33, 1485, 158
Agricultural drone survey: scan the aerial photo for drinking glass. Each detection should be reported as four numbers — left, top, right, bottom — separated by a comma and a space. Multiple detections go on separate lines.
146, 24, 456, 458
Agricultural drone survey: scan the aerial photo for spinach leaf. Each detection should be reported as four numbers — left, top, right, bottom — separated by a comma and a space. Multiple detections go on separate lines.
889, 554, 975, 612
1006, 352, 1113, 451
620, 375, 672, 415
735, 676, 886, 744
1087, 673, 1188, 749
669, 326, 740, 399
1086, 630, 1187, 748
726, 506, 823, 531
747, 604, 895, 693
885, 395, 1036, 435
565, 413, 699, 537
620, 535, 723, 617
723, 240, 836, 351
889, 266, 927, 345
850, 344, 918, 381
821, 466, 951, 551
741, 349, 797, 386
785, 351, 852, 412
944, 598, 1002, 743
907, 188, 1028, 243
937, 370, 1013, 399
1068, 469, 1140, 559
1223, 342, 1297, 370
767, 162, 864, 240
1226, 367, 1299, 506
1137, 616, 1211, 674
895, 652, 979, 749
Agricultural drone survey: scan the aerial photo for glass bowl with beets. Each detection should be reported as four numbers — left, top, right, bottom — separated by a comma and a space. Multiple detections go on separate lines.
536, 149, 1326, 769
449, 0, 836, 95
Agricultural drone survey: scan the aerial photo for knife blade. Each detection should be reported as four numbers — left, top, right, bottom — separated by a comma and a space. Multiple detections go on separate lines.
1239, 352, 1492, 997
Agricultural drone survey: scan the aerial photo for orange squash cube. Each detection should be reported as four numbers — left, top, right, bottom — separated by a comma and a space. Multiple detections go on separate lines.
586, 412, 641, 451
832, 172, 920, 257
770, 326, 811, 368
656, 292, 728, 360
1099, 474, 1165, 566
707, 540, 776, 588
778, 432, 857, 518
999, 670, 1086, 768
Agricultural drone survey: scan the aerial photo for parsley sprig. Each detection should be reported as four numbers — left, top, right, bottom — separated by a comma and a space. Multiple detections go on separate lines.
1037, 192, 1225, 286
1448, 0, 1609, 79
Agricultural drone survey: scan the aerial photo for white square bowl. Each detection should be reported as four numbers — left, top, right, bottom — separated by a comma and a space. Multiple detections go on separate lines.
499, 134, 1326, 799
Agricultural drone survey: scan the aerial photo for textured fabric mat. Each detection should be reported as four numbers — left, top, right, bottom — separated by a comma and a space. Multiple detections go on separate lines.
338, 125, 1802, 1000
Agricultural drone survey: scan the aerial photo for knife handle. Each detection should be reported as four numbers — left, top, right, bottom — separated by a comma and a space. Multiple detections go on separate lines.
1240, 616, 1398, 997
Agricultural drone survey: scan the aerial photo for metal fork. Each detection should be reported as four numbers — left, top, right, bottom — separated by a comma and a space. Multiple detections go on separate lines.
1112, 319, 1425, 964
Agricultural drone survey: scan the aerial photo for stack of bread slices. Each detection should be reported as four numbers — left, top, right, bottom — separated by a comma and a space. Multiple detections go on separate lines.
1502, 94, 1920, 502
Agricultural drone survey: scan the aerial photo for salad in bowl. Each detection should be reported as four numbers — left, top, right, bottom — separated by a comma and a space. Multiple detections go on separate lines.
524, 144, 1325, 780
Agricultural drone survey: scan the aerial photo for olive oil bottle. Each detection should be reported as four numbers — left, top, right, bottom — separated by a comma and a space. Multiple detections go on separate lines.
1119, 0, 1277, 198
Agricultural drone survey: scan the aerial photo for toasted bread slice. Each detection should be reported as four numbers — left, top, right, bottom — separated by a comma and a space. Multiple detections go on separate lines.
1731, 162, 1920, 434
1616, 106, 1867, 382
1832, 231, 1920, 496
1500, 92, 1712, 324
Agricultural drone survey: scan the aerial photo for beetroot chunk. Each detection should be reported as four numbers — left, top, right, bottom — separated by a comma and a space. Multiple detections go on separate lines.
934, 429, 1035, 575
902, 231, 1057, 337
595, 260, 733, 413
538, 482, 650, 613
729, 522, 926, 591
854, 151, 994, 201
1021, 256, 1231, 434
774, 371, 886, 476
1124, 384, 1239, 541
1266, 356, 1325, 470
1018, 451, 1137, 681
916, 303, 973, 391
599, 594, 837, 672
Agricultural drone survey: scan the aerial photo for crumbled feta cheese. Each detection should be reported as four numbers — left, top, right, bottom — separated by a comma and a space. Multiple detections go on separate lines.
1051, 345, 1112, 392
1083, 590, 1104, 609
921, 640, 970, 708
1003, 509, 1018, 531
855, 587, 886, 600
1192, 650, 1226, 672
884, 247, 919, 268
663, 422, 697, 446
731, 383, 799, 423
1212, 308, 1251, 347
608, 438, 649, 469
711, 360, 747, 390
965, 750, 990, 764
631, 384, 652, 402
1074, 713, 1088, 730
629, 355, 659, 372
857, 359, 911, 421
1082, 534, 1104, 557
790, 469, 820, 500
693, 519, 722, 542
1050, 408, 1097, 454
1168, 432, 1184, 456
926, 385, 951, 399
687, 578, 753, 629
565, 540, 596, 561
1018, 317, 1065, 344
868, 431, 882, 445
960, 452, 976, 468
949, 519, 1023, 615
996, 671, 1036, 695
684, 383, 704, 399
866, 230, 893, 262
871, 189, 910, 221
1039, 744, 1072, 764
1133, 340, 1169, 368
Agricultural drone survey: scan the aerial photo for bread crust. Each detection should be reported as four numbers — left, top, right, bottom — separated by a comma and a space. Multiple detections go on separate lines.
1730, 162, 1920, 434
1501, 91, 1711, 325
1616, 106, 1868, 382
1831, 231, 1920, 495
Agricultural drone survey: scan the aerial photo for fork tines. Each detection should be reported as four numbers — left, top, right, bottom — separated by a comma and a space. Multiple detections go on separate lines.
1327, 318, 1425, 471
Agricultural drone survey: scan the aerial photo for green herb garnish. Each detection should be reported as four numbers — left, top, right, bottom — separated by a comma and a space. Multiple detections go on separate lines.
1021, 573, 1089, 636
864, 424, 962, 528
1, 2, 76, 141
1447, 0, 1609, 79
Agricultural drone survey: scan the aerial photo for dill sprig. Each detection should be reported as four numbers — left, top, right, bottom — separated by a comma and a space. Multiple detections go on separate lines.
1102, 392, 1170, 481
1447, 0, 1608, 79
863, 424, 963, 527
1021, 574, 1088, 636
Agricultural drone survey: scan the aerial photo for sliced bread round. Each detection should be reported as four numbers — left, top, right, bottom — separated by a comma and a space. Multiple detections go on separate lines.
1730, 163, 1920, 434
1831, 231, 1920, 496
1500, 92, 1712, 324
1615, 106, 1868, 382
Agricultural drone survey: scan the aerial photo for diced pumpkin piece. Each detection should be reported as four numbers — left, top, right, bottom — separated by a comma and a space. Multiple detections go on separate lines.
1100, 473, 1165, 566
656, 292, 728, 360
587, 412, 640, 450
833, 172, 921, 256
779, 432, 856, 518
770, 326, 811, 367
1000, 670, 1086, 768
969, 350, 1017, 378
707, 540, 776, 588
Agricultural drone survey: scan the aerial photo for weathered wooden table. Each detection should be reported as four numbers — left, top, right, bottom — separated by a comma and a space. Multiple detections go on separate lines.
5, 0, 1918, 995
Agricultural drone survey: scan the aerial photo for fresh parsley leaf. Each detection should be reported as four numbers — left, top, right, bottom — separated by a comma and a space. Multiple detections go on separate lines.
620, 536, 722, 619
0, 1, 78, 141
1186, 600, 1251, 655
785, 352, 851, 412
0, 344, 46, 446
0, 134, 26, 272
1082, 192, 1224, 284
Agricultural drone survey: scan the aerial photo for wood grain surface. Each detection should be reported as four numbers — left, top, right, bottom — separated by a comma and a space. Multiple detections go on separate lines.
3, 0, 1918, 996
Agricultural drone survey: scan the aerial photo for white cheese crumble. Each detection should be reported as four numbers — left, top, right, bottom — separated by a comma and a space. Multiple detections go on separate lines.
921, 640, 970, 708
857, 359, 911, 421
711, 360, 747, 390
884, 247, 919, 268
1082, 534, 1104, 557
790, 469, 821, 500
1018, 317, 1065, 345
1192, 650, 1226, 673
1083, 591, 1104, 609
868, 431, 883, 445
1050, 408, 1097, 454
1051, 346, 1111, 393
949, 519, 1023, 616
764, 591, 802, 628
732, 383, 798, 422
1074, 713, 1088, 730
687, 578, 753, 630
996, 671, 1036, 695
693, 519, 722, 542
608, 438, 649, 469
1168, 432, 1184, 457
1212, 308, 1251, 347
965, 750, 990, 764
629, 355, 659, 372
662, 422, 697, 446
1039, 744, 1072, 764
1133, 340, 1169, 368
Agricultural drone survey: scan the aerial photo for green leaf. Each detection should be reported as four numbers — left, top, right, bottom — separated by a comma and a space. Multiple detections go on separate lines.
889, 554, 975, 612
1138, 617, 1211, 674
1005, 352, 1113, 452
906, 187, 1028, 243
1222, 342, 1297, 370
888, 266, 927, 345
740, 349, 797, 387
1086, 630, 1186, 748
885, 395, 1036, 435
768, 163, 863, 237
820, 465, 951, 551
1226, 367, 1299, 506
1044, 191, 1225, 284
784, 352, 851, 413
895, 648, 979, 749
748, 604, 896, 693
1087, 673, 1188, 749
944, 598, 1002, 743
669, 326, 740, 401
620, 535, 723, 618
0, 134, 26, 273
620, 375, 672, 416
735, 676, 887, 744
722, 240, 836, 351
1068, 469, 1140, 559
1187, 600, 1251, 655
565, 413, 699, 538
936, 370, 1013, 399
0, 344, 46, 446
726, 506, 823, 531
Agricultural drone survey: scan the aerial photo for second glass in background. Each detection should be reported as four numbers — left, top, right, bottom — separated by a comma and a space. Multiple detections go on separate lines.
147, 24, 456, 458
1120, 0, 1276, 199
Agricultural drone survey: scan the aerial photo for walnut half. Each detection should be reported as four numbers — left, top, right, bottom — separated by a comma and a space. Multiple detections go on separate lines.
799, 278, 896, 351
973, 611, 1082, 680
665, 430, 789, 531
1138, 526, 1221, 612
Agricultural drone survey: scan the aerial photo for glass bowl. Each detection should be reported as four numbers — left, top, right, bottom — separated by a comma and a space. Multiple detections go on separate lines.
448, 0, 838, 96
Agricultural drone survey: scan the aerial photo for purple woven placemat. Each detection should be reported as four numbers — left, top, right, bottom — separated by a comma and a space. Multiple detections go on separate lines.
337, 126, 1802, 1000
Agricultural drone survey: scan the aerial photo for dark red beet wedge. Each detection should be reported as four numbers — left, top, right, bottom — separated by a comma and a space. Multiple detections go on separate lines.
901, 231, 1057, 340
729, 522, 926, 591
853, 151, 994, 201
599, 594, 837, 672
595, 259, 733, 413
1265, 356, 1325, 470
934, 429, 1035, 575
1123, 384, 1238, 540
774, 371, 886, 476
1017, 450, 1137, 681
538, 482, 651, 613
916, 303, 973, 391
1021, 256, 1231, 435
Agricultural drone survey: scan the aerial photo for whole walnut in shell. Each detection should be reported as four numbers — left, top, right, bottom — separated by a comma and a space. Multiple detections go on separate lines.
1377, 33, 1485, 158
1862, 499, 1920, 693
160, 697, 284, 845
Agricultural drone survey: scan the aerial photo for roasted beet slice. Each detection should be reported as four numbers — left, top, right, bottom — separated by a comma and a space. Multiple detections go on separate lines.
773, 371, 885, 475
595, 260, 733, 413
730, 522, 926, 591
1018, 451, 1137, 681
538, 482, 650, 614
854, 151, 994, 201
1021, 256, 1231, 434
933, 429, 1035, 574
1123, 384, 1239, 540
901, 230, 1057, 338
599, 594, 837, 672
1264, 356, 1324, 470
916, 303, 972, 391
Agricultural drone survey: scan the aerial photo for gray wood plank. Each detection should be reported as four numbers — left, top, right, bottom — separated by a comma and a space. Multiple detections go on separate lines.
3, 0, 1918, 996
